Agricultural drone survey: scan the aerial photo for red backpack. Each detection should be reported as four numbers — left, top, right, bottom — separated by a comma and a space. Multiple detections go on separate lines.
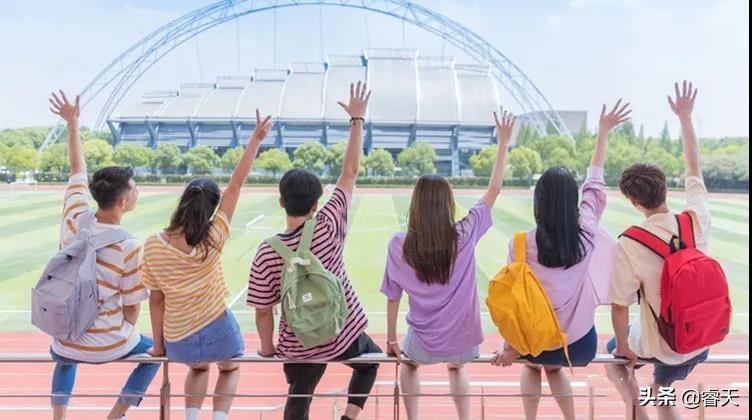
620, 212, 731, 354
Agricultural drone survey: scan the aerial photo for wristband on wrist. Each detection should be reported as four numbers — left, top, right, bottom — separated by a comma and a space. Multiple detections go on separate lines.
387, 340, 398, 345
350, 117, 365, 123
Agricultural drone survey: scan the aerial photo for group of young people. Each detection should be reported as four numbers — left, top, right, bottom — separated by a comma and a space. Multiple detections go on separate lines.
44, 79, 715, 420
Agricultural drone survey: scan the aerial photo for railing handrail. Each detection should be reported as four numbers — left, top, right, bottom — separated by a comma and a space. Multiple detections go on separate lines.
0, 352, 747, 364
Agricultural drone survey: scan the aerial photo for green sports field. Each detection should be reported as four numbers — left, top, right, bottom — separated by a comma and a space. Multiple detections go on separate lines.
0, 186, 748, 336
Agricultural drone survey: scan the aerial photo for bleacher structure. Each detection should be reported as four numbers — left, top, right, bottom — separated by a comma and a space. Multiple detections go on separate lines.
108, 49, 586, 176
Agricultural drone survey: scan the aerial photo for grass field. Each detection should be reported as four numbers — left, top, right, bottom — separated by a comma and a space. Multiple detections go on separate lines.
0, 185, 748, 336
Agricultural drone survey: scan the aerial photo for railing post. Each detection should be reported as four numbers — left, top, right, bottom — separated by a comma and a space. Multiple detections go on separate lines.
698, 383, 705, 420
393, 361, 400, 420
588, 386, 595, 420
159, 361, 170, 420
375, 384, 380, 419
480, 386, 485, 420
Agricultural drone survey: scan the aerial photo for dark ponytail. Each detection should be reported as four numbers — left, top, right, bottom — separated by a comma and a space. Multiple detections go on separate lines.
533, 167, 593, 268
166, 178, 221, 260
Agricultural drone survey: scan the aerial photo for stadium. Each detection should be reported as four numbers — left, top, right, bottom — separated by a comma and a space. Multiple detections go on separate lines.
108, 48, 586, 176
0, 0, 747, 419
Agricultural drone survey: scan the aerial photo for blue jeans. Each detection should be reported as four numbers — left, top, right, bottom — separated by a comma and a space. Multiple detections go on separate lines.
606, 335, 709, 386
165, 310, 244, 364
50, 335, 160, 406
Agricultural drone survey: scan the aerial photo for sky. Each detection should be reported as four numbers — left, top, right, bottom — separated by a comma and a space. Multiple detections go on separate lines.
0, 0, 748, 138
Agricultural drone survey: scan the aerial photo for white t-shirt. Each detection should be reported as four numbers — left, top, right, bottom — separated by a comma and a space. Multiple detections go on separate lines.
609, 176, 711, 364
50, 173, 148, 363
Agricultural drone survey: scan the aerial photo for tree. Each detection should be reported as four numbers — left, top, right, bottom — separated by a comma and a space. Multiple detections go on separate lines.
645, 146, 681, 179
0, 127, 48, 148
397, 142, 437, 176
293, 142, 328, 175
365, 148, 395, 176
615, 120, 636, 140
508, 146, 543, 180
256, 148, 292, 176
546, 146, 577, 170
525, 134, 575, 168
83, 139, 114, 171
113, 144, 151, 168
326, 142, 346, 177
469, 145, 498, 177
5, 145, 38, 176
515, 123, 540, 148
183, 146, 220, 175
220, 147, 245, 173
604, 138, 641, 184
150, 143, 183, 174
38, 143, 69, 176
0, 143, 8, 167
659, 121, 673, 152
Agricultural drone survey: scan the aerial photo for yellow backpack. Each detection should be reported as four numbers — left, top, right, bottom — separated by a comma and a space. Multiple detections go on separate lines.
486, 232, 571, 367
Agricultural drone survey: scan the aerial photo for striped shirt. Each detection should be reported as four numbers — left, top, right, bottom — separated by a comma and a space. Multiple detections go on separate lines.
141, 211, 231, 342
51, 173, 148, 363
247, 187, 368, 360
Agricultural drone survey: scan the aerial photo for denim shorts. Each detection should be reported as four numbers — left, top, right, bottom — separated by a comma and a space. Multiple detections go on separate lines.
402, 328, 479, 365
165, 310, 244, 364
522, 326, 597, 367
606, 335, 709, 386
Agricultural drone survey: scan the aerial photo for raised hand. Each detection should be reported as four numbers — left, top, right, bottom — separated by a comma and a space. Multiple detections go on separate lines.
493, 110, 516, 146
668, 80, 698, 119
337, 81, 371, 119
49, 90, 80, 124
250, 109, 273, 145
599, 99, 632, 134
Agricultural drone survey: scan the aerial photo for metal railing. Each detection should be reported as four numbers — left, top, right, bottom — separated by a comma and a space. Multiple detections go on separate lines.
0, 352, 747, 419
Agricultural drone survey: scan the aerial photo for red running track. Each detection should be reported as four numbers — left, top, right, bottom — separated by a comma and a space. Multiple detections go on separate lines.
0, 332, 748, 419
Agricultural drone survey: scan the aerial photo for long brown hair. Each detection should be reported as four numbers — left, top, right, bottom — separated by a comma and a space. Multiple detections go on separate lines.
402, 175, 458, 285
166, 178, 221, 260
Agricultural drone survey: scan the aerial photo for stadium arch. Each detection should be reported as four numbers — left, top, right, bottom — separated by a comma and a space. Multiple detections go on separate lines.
42, 0, 572, 150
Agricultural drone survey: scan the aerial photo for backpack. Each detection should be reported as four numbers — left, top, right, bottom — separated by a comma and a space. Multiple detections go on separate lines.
265, 218, 349, 349
31, 212, 132, 341
486, 232, 571, 367
620, 212, 731, 354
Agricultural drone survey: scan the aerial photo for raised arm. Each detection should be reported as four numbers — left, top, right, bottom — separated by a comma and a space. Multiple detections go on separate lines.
335, 81, 371, 195
49, 91, 85, 175
218, 110, 272, 222
668, 80, 701, 178
591, 100, 631, 168
480, 111, 515, 208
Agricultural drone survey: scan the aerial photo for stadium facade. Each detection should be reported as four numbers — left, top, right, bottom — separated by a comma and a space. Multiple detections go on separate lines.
109, 48, 585, 176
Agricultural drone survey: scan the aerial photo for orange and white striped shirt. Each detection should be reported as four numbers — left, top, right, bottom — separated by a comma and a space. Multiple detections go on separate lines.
51, 173, 148, 363
141, 211, 230, 342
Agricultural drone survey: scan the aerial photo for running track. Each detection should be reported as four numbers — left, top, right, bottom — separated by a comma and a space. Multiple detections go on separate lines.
0, 332, 747, 419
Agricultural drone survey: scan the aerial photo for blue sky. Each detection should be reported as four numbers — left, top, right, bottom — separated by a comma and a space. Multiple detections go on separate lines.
0, 0, 748, 137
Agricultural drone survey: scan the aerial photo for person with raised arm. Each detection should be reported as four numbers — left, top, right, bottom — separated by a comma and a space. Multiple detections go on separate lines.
380, 112, 514, 420
606, 81, 713, 420
490, 101, 630, 420
140, 110, 272, 420
47, 91, 159, 420
246, 82, 380, 420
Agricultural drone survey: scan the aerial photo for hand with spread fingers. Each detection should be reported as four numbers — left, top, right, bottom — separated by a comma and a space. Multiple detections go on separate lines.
49, 90, 80, 124
337, 81, 371, 119
668, 79, 698, 120
493, 110, 516, 147
598, 99, 632, 134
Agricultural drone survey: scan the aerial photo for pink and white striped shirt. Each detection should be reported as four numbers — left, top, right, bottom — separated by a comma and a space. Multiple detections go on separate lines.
246, 187, 368, 360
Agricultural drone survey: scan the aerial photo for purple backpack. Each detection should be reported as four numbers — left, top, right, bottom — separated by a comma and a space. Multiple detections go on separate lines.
31, 212, 132, 341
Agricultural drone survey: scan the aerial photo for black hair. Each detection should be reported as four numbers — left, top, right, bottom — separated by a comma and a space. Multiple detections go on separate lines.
533, 167, 593, 268
279, 169, 323, 217
89, 167, 134, 210
166, 178, 221, 260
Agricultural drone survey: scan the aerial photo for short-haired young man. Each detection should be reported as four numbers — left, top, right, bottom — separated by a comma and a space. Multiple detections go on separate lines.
247, 82, 379, 420
48, 91, 159, 420
606, 81, 711, 420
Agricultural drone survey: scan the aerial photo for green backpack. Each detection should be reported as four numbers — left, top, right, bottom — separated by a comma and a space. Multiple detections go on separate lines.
265, 218, 349, 349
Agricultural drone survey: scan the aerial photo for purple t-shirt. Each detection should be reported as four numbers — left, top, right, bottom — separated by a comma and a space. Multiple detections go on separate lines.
380, 200, 491, 357
507, 166, 608, 344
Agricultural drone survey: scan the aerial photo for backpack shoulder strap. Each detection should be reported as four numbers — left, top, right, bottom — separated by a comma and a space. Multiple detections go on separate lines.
676, 212, 696, 249
89, 228, 133, 250
513, 232, 527, 263
299, 218, 317, 252
619, 226, 672, 259
265, 235, 294, 261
